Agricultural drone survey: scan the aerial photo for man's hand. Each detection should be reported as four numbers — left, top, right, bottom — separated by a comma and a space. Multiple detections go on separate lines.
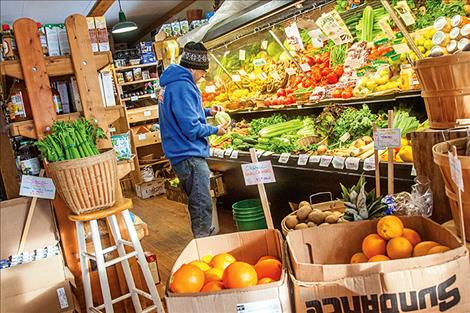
216, 122, 228, 136
210, 105, 224, 116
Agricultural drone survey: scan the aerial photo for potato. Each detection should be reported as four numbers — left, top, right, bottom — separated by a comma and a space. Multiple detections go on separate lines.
308, 211, 324, 224
322, 211, 333, 219
317, 145, 328, 155
307, 222, 317, 227
297, 205, 312, 221
298, 201, 310, 208
285, 215, 298, 229
325, 214, 339, 224
295, 223, 309, 230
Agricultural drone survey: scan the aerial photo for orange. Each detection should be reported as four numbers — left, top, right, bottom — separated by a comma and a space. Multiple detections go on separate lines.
201, 281, 224, 292
386, 237, 413, 259
190, 260, 211, 272
170, 264, 205, 293
402, 228, 422, 246
223, 261, 258, 289
254, 259, 282, 281
427, 245, 450, 255
413, 241, 440, 257
204, 267, 224, 283
257, 255, 280, 263
258, 277, 274, 285
368, 255, 390, 262
210, 253, 236, 270
377, 216, 404, 240
362, 234, 387, 258
350, 252, 368, 264
201, 254, 213, 264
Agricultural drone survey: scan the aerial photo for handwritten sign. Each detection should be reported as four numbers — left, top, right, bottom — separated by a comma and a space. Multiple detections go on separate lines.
20, 175, 56, 199
319, 156, 333, 167
253, 58, 267, 67
231, 74, 241, 82
286, 68, 296, 76
300, 63, 311, 72
261, 40, 268, 50
239, 49, 246, 60
332, 156, 345, 169
138, 134, 146, 141
130, 95, 139, 101
225, 148, 233, 156
297, 154, 309, 166
448, 151, 464, 191
345, 157, 360, 170
230, 150, 239, 159
143, 110, 152, 117
375, 128, 401, 150
278, 153, 291, 164
363, 156, 376, 171
241, 161, 276, 186
309, 155, 321, 163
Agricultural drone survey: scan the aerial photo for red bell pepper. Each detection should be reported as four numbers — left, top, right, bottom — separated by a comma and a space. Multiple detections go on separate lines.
326, 72, 339, 84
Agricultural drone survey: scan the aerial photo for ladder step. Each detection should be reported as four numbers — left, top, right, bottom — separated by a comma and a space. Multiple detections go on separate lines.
95, 292, 132, 310
101, 245, 118, 255
118, 239, 134, 247
82, 252, 96, 261
134, 288, 153, 300
142, 305, 157, 313
104, 251, 137, 268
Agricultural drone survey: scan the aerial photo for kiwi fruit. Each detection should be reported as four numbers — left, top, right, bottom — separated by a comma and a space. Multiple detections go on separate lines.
285, 215, 298, 229
308, 211, 324, 224
307, 222, 316, 227
298, 201, 310, 208
297, 205, 312, 221
295, 223, 309, 230
325, 214, 339, 224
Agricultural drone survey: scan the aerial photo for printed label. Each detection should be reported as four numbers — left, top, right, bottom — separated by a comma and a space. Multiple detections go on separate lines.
297, 154, 309, 166
278, 153, 291, 164
319, 156, 333, 167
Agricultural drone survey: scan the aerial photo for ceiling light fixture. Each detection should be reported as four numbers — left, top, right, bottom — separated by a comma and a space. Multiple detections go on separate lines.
112, 0, 138, 34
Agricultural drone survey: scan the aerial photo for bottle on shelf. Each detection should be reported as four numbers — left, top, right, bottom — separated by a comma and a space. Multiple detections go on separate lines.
7, 80, 32, 122
37, 22, 48, 56
51, 84, 63, 114
1, 24, 17, 60
16, 139, 41, 176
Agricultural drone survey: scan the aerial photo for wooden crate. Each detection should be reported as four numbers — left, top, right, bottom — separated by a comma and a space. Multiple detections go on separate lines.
133, 131, 161, 147
127, 105, 158, 124
164, 173, 225, 204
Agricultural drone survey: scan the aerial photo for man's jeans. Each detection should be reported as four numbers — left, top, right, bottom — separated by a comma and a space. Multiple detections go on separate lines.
172, 157, 214, 238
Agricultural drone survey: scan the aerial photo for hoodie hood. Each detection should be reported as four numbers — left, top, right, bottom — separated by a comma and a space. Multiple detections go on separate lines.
159, 64, 195, 87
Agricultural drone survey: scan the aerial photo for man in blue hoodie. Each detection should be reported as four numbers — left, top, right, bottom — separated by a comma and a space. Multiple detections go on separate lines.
158, 42, 227, 238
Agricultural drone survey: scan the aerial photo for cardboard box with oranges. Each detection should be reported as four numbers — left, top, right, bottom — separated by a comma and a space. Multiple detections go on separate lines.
287, 216, 470, 312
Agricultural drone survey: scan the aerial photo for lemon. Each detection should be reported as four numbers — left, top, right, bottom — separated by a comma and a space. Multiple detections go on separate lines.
201, 254, 214, 264
424, 40, 433, 50
366, 81, 377, 91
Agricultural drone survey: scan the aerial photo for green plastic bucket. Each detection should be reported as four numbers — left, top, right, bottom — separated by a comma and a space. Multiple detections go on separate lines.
233, 211, 265, 219
232, 199, 262, 211
235, 215, 267, 231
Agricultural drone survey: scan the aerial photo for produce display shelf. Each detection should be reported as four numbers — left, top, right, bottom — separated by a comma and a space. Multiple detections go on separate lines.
225, 90, 422, 115
122, 93, 157, 102
114, 62, 158, 72
208, 151, 415, 183
119, 78, 158, 87
126, 105, 159, 123
0, 51, 112, 80
133, 131, 161, 147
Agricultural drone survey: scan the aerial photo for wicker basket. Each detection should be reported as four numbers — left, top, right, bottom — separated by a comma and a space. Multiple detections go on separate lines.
47, 150, 117, 215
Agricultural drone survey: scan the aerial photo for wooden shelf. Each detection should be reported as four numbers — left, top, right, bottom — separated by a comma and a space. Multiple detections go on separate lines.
133, 131, 161, 147
9, 112, 81, 138
127, 105, 159, 123
117, 155, 136, 180
122, 93, 157, 102
0, 51, 112, 79
115, 62, 158, 72
138, 159, 169, 168
119, 78, 158, 86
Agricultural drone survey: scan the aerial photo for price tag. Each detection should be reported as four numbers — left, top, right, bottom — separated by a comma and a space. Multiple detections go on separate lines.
256, 150, 265, 159
143, 110, 152, 117
150, 93, 157, 99
332, 156, 345, 169
270, 71, 281, 80
308, 29, 326, 48
231, 74, 241, 82
205, 85, 216, 93
319, 156, 333, 167
393, 43, 411, 54
215, 149, 225, 158
286, 68, 296, 76
300, 63, 311, 72
239, 49, 246, 60
241, 161, 276, 186
238, 70, 247, 76
225, 148, 233, 156
339, 132, 351, 143
19, 175, 56, 200
253, 58, 267, 67
210, 148, 214, 156
230, 150, 239, 159
297, 154, 309, 166
130, 95, 139, 101
448, 151, 464, 191
345, 157, 360, 170
224, 51, 230, 57
214, 79, 223, 88
375, 128, 402, 150
258, 73, 267, 81
309, 155, 321, 163
138, 134, 146, 141
248, 73, 256, 80
263, 151, 274, 157
411, 165, 417, 176
261, 40, 268, 50
109, 127, 116, 133
278, 153, 291, 164
363, 156, 376, 171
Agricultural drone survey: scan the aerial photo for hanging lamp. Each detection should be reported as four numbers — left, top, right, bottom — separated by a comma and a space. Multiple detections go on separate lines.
112, 0, 138, 34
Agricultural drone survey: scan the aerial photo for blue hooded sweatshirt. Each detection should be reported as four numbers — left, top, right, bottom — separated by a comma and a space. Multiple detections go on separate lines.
158, 64, 218, 165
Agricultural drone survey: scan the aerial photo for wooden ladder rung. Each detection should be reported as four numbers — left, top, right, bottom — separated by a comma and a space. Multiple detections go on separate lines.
104, 251, 137, 268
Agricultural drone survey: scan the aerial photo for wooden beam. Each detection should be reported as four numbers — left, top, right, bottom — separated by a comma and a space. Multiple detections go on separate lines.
87, 0, 115, 17
132, 0, 196, 44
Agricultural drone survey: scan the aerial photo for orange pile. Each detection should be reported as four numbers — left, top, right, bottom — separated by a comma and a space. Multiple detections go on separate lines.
350, 215, 450, 264
170, 253, 282, 294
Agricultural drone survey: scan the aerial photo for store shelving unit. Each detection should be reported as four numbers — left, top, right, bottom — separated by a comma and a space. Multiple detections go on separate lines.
0, 15, 146, 312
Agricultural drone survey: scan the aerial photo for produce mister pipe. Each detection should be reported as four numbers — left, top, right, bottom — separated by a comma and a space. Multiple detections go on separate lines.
387, 110, 395, 195
373, 124, 381, 197
268, 29, 303, 71
209, 52, 242, 89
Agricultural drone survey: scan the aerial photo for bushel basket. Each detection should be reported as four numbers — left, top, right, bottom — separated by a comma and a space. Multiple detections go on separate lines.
47, 150, 117, 214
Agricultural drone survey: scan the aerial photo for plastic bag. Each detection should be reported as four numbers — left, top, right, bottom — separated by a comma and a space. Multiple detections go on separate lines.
111, 132, 132, 160
392, 176, 433, 217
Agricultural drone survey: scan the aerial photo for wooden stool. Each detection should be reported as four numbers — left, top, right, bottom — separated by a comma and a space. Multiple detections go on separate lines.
69, 198, 164, 313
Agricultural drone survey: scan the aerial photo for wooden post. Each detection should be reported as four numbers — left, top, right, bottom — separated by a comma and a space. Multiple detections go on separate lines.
13, 18, 57, 139
387, 110, 395, 195
373, 124, 381, 197
249, 148, 274, 229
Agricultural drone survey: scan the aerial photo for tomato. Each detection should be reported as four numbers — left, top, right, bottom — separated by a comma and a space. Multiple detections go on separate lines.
272, 98, 280, 106
321, 67, 332, 77
286, 95, 296, 105
285, 87, 294, 95
332, 89, 342, 98
302, 79, 313, 88
294, 76, 303, 86
326, 72, 339, 84
278, 96, 287, 105
277, 89, 286, 97
264, 98, 272, 106
305, 55, 315, 66
335, 66, 344, 77
314, 54, 322, 64
341, 89, 353, 99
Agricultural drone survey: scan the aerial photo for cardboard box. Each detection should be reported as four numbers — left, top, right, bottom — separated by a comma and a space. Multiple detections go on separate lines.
56, 24, 70, 55
100, 70, 116, 107
287, 216, 470, 312
165, 229, 292, 313
86, 17, 98, 52
136, 178, 165, 199
45, 24, 60, 56
56, 81, 71, 113
94, 16, 110, 52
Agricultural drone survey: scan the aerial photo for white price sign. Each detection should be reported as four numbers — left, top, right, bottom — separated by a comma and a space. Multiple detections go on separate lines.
332, 156, 345, 169
448, 151, 464, 191
363, 156, 376, 171
241, 161, 276, 186
209, 148, 214, 156
278, 153, 291, 164
225, 148, 233, 156
150, 93, 157, 99
20, 175, 56, 200
309, 155, 321, 163
300, 63, 311, 72
297, 154, 309, 166
256, 150, 265, 159
215, 149, 225, 158
231, 74, 241, 82
270, 71, 281, 80
239, 49, 246, 60
286, 68, 296, 76
319, 156, 333, 167
253, 58, 267, 67
130, 95, 139, 101
393, 43, 411, 54
261, 40, 268, 50
248, 73, 256, 80
205, 85, 216, 93
375, 128, 402, 150
238, 70, 247, 76
339, 132, 351, 143
138, 134, 146, 141
263, 151, 274, 157
258, 73, 267, 80
143, 110, 152, 117
345, 157, 360, 170
230, 150, 239, 159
